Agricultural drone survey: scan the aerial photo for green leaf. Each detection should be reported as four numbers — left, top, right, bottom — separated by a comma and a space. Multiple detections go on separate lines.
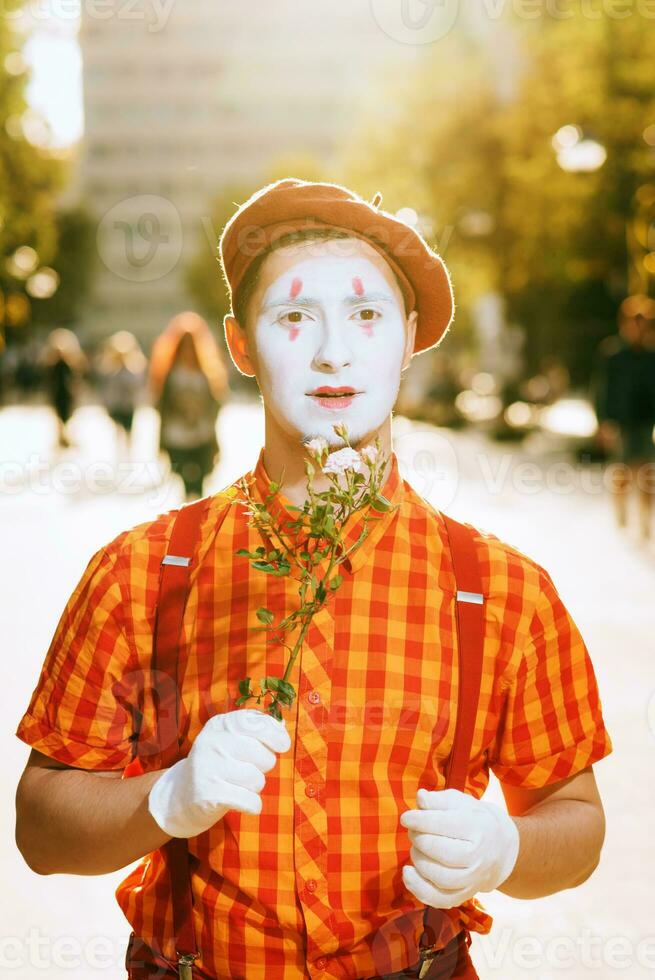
255, 546, 267, 557
370, 494, 392, 512
252, 561, 279, 573
278, 680, 296, 699
238, 677, 251, 696
256, 607, 275, 625
235, 695, 251, 706
330, 574, 343, 590
235, 548, 254, 557
263, 676, 281, 691
268, 702, 283, 721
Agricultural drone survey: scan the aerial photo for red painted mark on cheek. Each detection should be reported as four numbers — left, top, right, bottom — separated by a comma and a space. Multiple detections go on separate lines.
288, 326, 300, 342
361, 324, 374, 337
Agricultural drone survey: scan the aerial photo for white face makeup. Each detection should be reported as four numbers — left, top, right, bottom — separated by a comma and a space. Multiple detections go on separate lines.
244, 237, 412, 451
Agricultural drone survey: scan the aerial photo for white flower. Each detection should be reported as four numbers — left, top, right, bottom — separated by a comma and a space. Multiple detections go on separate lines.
360, 444, 381, 466
305, 437, 329, 461
323, 448, 365, 475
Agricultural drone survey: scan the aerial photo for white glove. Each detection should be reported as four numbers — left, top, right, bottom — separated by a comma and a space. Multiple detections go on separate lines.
148, 708, 292, 839
399, 787, 520, 909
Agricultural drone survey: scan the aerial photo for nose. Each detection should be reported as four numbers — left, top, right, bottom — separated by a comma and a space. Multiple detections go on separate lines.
312, 318, 353, 372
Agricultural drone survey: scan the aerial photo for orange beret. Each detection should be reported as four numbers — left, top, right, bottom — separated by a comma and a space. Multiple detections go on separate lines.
218, 177, 454, 357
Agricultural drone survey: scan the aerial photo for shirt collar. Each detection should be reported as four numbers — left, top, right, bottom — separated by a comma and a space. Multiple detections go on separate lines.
245, 445, 404, 575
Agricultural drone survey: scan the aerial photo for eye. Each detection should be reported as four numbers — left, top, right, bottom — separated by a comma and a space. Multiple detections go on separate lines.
353, 308, 381, 322
278, 310, 308, 325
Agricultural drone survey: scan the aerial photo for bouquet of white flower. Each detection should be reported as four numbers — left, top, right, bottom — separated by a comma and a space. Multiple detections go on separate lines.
233, 423, 399, 719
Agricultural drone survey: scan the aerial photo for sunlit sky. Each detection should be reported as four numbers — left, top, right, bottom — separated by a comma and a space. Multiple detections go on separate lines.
22, 8, 83, 148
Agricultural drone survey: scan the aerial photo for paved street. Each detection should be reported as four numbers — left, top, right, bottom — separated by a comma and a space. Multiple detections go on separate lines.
2, 400, 654, 979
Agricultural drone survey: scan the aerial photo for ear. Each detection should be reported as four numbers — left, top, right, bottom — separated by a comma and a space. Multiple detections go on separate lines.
401, 309, 418, 373
224, 314, 256, 378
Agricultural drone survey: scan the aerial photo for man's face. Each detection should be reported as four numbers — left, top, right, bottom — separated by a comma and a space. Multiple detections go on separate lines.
227, 237, 417, 450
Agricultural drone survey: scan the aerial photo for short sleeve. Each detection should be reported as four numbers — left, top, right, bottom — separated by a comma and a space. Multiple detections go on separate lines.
15, 546, 138, 771
488, 566, 613, 788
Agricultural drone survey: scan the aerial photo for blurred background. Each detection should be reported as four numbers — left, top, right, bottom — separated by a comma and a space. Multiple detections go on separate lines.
2, 1, 655, 978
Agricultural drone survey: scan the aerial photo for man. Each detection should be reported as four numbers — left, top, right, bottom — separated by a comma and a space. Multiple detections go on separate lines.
15, 179, 613, 980
591, 293, 655, 541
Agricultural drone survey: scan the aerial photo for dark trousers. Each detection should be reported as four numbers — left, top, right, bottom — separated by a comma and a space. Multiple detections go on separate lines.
166, 440, 217, 497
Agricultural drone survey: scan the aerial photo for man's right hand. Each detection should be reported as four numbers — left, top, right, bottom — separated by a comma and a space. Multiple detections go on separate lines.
147, 708, 292, 839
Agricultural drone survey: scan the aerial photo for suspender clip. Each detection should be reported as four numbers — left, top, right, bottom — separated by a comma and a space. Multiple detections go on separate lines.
177, 952, 198, 979
456, 589, 484, 604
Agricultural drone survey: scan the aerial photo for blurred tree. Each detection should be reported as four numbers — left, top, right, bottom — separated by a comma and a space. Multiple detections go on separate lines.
499, 14, 655, 385
342, 13, 655, 388
30, 205, 97, 327
0, 1, 67, 345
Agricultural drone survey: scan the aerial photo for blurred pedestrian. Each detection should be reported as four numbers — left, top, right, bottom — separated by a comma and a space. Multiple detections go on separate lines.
94, 331, 147, 459
11, 339, 43, 400
39, 328, 88, 450
591, 294, 655, 540
149, 311, 229, 501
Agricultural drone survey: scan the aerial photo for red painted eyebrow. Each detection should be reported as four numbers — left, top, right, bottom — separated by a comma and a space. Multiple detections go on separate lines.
289, 277, 302, 299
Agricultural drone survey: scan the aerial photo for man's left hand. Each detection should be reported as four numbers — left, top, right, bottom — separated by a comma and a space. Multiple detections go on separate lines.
399, 787, 520, 909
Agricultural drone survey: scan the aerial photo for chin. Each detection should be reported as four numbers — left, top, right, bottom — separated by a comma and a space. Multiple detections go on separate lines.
327, 427, 374, 452
295, 402, 388, 449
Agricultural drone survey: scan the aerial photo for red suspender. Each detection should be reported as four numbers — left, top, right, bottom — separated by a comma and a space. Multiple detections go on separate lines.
420, 513, 485, 966
155, 496, 211, 977
441, 513, 485, 793
127, 494, 232, 979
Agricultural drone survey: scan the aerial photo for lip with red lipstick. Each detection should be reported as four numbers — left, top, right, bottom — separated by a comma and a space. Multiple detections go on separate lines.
308, 386, 362, 410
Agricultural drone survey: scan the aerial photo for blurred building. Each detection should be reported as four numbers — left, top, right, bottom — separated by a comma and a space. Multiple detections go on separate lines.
71, 0, 424, 348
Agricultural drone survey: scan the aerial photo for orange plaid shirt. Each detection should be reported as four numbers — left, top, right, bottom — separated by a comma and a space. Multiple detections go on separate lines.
16, 446, 613, 980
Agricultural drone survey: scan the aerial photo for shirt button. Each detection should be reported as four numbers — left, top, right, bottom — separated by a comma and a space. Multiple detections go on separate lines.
305, 783, 317, 798
315, 956, 327, 969
308, 690, 321, 704
306, 879, 317, 892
